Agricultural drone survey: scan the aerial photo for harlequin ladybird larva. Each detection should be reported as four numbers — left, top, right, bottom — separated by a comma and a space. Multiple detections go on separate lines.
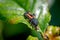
24, 11, 38, 30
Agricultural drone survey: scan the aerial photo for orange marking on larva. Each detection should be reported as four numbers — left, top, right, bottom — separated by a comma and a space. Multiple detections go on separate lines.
26, 14, 33, 19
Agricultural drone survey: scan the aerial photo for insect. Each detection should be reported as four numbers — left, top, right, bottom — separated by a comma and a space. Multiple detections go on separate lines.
24, 11, 38, 30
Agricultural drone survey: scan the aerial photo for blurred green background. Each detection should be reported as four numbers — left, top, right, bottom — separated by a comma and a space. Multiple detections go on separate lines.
49, 0, 60, 26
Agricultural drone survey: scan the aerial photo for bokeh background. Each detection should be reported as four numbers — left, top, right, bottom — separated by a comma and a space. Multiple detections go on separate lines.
49, 0, 60, 26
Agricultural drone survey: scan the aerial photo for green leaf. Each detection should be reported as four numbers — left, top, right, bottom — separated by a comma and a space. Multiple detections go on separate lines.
0, 0, 33, 35
0, 0, 51, 40
13, 0, 36, 12
27, 35, 38, 40
38, 11, 51, 32
38, 6, 51, 32
31, 30, 44, 40
0, 0, 33, 28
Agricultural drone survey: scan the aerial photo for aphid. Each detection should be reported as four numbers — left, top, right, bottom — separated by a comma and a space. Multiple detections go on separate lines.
24, 11, 38, 30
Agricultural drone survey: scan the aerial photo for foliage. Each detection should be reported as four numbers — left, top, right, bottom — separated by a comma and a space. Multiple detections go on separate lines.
0, 0, 51, 40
